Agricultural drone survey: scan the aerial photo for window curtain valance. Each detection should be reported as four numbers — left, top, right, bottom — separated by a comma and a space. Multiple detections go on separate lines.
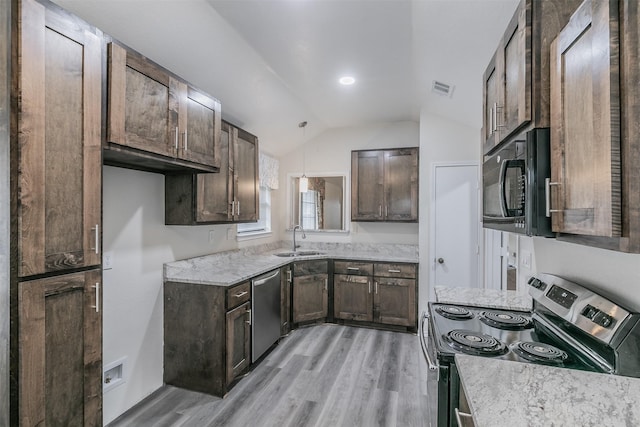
259, 152, 279, 190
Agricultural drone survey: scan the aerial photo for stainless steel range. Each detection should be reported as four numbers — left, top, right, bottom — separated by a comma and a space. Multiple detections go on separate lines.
420, 273, 640, 427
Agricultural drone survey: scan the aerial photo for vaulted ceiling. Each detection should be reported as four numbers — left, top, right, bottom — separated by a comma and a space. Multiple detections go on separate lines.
54, 0, 518, 157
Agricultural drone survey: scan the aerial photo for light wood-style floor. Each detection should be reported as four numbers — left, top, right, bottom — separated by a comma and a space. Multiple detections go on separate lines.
107, 324, 431, 427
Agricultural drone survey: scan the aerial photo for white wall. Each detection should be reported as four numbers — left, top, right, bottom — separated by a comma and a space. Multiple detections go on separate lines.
101, 166, 277, 424
275, 121, 420, 245
418, 110, 481, 313
533, 238, 640, 311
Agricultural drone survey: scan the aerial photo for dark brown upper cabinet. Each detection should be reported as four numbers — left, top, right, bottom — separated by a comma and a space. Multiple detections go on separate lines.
550, 0, 622, 238
165, 120, 259, 224
482, 0, 583, 155
351, 148, 418, 222
105, 42, 221, 174
15, 0, 102, 277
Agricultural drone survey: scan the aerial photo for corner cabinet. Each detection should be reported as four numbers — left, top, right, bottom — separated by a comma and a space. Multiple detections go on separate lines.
164, 280, 251, 397
292, 260, 329, 324
105, 42, 221, 174
16, 0, 102, 278
482, 0, 583, 154
351, 148, 418, 222
165, 120, 259, 224
549, 0, 621, 238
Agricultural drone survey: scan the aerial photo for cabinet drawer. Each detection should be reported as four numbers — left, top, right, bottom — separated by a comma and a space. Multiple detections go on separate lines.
374, 263, 416, 279
334, 261, 373, 276
293, 260, 328, 277
227, 281, 250, 310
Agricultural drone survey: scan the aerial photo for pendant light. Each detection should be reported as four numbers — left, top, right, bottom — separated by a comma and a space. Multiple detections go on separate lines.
299, 121, 308, 193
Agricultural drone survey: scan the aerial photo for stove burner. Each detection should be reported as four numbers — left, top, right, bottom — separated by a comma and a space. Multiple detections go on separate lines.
513, 342, 568, 365
479, 311, 532, 330
444, 329, 508, 356
435, 305, 474, 320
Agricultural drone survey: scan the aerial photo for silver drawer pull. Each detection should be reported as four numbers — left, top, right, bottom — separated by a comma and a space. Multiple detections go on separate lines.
388, 269, 401, 273
234, 291, 248, 298
347, 267, 360, 271
92, 282, 100, 313
246, 309, 252, 325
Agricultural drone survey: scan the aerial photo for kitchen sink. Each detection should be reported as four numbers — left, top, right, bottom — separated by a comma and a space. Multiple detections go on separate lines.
274, 251, 324, 257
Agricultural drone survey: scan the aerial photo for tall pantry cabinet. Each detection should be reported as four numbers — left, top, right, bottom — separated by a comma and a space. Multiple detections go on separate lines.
10, 0, 103, 425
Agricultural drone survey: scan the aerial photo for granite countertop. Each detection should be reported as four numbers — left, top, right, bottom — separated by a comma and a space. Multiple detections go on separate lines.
456, 355, 640, 427
434, 286, 532, 312
164, 242, 419, 286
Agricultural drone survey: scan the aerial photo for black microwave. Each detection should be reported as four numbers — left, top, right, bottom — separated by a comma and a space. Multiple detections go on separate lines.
482, 128, 553, 237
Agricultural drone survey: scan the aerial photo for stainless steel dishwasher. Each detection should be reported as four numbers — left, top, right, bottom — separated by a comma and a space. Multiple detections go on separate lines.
251, 269, 281, 363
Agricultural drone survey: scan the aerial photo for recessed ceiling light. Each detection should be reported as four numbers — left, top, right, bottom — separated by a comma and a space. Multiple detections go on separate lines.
339, 76, 356, 85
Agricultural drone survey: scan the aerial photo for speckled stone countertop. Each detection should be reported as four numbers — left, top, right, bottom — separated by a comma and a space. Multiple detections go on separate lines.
456, 355, 640, 427
434, 286, 532, 312
164, 242, 419, 286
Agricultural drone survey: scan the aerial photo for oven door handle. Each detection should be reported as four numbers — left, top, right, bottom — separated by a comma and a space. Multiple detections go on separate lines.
420, 311, 439, 372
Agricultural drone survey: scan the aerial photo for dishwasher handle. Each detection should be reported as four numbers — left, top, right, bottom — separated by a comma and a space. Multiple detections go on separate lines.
253, 270, 280, 287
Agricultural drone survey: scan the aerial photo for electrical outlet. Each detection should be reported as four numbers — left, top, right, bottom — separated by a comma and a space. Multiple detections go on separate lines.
208, 230, 215, 244
103, 252, 114, 270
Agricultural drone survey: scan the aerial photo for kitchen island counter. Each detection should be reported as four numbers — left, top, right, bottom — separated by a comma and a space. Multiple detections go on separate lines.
164, 242, 418, 286
456, 354, 640, 427
434, 286, 532, 312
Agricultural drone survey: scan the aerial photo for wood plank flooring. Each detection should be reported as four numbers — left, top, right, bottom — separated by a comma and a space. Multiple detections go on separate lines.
107, 324, 431, 427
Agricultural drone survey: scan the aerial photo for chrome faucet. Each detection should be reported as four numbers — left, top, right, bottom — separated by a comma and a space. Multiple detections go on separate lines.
293, 225, 306, 252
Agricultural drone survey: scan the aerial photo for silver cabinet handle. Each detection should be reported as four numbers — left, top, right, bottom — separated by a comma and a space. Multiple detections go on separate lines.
324, 278, 328, 291
375, 281, 378, 294
287, 270, 292, 283
379, 205, 382, 217
91, 224, 99, 254
489, 106, 494, 135
174, 126, 179, 150
388, 269, 401, 273
230, 201, 235, 216
385, 205, 388, 217
183, 129, 188, 151
234, 291, 248, 298
546, 179, 563, 216
368, 280, 371, 293
246, 308, 252, 325
493, 102, 498, 132
236, 201, 240, 216
347, 267, 360, 271
92, 282, 100, 313
455, 408, 473, 427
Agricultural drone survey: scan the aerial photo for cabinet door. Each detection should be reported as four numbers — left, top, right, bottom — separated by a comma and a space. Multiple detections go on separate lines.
108, 42, 178, 158
374, 277, 416, 327
482, 50, 502, 152
177, 85, 221, 168
334, 274, 373, 321
226, 301, 251, 385
233, 126, 259, 222
351, 150, 384, 220
196, 122, 233, 222
384, 148, 418, 221
550, 0, 621, 237
19, 269, 102, 426
18, 0, 102, 277
292, 274, 328, 323
501, 1, 531, 138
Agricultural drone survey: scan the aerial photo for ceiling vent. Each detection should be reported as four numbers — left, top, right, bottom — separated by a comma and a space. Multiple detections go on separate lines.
432, 80, 455, 98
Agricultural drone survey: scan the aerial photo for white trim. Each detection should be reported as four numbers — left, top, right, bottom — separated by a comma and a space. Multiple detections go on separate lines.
285, 172, 350, 232
429, 161, 482, 297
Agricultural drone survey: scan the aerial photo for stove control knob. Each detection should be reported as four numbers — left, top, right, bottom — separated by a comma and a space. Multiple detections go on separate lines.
593, 311, 614, 328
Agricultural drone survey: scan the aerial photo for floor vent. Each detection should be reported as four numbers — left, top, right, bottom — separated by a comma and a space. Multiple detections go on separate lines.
432, 80, 455, 98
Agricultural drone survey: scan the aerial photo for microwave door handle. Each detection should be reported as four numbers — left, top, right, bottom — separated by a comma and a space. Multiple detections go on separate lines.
498, 160, 509, 217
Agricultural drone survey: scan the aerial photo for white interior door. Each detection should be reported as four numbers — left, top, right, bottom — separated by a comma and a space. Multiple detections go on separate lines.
483, 229, 507, 290
430, 163, 481, 294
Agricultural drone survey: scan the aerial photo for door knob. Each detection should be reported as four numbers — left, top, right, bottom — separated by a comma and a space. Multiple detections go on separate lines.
437, 258, 444, 264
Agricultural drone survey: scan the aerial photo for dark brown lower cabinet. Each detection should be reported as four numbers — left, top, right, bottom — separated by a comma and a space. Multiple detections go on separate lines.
164, 280, 251, 397
334, 274, 373, 322
292, 260, 328, 324
226, 301, 251, 385
18, 269, 102, 426
374, 277, 416, 327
